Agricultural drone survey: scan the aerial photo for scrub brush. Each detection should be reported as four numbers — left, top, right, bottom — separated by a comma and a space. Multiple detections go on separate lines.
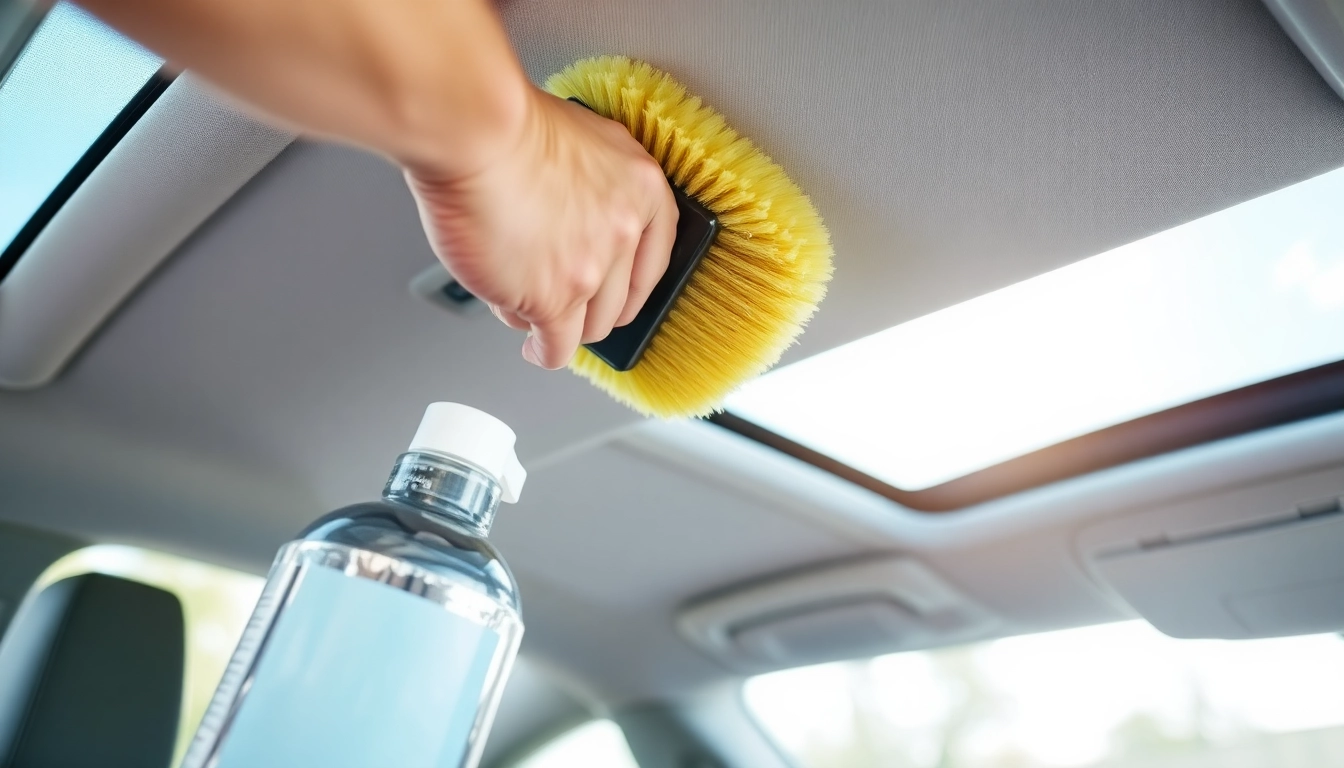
544, 56, 833, 419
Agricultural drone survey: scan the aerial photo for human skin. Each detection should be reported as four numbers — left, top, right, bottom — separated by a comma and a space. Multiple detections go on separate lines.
78, 0, 678, 369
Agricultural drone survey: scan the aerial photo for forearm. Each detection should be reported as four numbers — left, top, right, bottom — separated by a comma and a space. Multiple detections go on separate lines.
79, 0, 531, 177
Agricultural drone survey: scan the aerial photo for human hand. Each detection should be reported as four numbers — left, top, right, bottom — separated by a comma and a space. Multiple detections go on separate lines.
405, 88, 678, 369
78, 0, 651, 369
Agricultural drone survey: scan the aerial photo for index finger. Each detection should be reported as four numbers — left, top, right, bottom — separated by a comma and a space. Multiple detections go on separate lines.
616, 179, 678, 328
522, 305, 587, 370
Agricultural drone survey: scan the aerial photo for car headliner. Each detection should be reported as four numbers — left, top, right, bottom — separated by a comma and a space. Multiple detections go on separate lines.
1, 0, 1342, 718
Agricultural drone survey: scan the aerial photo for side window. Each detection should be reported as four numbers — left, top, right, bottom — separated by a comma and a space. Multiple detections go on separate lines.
30, 546, 643, 768
745, 620, 1344, 768
512, 720, 640, 768
35, 544, 263, 764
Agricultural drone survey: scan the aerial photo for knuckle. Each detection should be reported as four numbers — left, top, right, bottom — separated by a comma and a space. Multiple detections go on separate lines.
571, 264, 604, 297
639, 159, 668, 190
609, 120, 640, 143
516, 296, 561, 326
663, 187, 680, 226
615, 213, 643, 247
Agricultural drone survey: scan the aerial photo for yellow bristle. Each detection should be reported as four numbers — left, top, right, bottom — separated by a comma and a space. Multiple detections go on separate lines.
544, 57, 833, 419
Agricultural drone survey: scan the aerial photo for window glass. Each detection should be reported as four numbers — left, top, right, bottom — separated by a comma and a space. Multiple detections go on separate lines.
38, 548, 641, 768
0, 1, 162, 253
38, 545, 263, 765
745, 621, 1344, 768
726, 165, 1344, 491
513, 719, 640, 768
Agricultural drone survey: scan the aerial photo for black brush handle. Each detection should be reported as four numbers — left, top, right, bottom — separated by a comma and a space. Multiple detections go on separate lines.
566, 98, 721, 371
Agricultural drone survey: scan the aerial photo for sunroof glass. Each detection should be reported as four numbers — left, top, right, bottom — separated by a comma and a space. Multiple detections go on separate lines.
0, 2, 162, 256
726, 164, 1344, 491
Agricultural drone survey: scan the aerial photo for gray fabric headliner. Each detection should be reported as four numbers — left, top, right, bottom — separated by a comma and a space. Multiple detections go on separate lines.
504, 0, 1344, 358
2, 0, 1344, 708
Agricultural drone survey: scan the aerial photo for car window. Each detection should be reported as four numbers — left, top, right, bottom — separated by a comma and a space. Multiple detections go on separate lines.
512, 719, 640, 768
725, 164, 1344, 493
36, 547, 642, 768
746, 620, 1344, 768
36, 544, 263, 764
0, 1, 162, 259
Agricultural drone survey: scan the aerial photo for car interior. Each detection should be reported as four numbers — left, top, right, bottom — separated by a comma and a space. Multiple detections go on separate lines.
2, 1, 1343, 767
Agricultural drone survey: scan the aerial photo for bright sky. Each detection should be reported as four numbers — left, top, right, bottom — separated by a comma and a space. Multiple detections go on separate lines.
746, 621, 1344, 768
45, 545, 644, 768
727, 165, 1344, 490
515, 720, 639, 768
43, 545, 264, 764
0, 2, 161, 251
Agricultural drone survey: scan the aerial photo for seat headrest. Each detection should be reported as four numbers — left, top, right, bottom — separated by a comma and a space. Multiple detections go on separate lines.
1, 573, 185, 768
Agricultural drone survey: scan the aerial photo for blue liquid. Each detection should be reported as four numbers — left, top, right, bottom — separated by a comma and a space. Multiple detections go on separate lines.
183, 454, 524, 768
212, 563, 500, 768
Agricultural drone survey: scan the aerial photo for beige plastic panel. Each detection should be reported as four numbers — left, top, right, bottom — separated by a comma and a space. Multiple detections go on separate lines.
1077, 465, 1344, 638
677, 557, 999, 674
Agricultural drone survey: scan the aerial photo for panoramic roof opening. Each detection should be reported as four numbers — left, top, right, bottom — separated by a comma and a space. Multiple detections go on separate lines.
723, 164, 1344, 504
0, 2, 163, 279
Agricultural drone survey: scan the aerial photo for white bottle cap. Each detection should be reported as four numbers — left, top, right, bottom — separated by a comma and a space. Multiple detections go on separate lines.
408, 403, 527, 503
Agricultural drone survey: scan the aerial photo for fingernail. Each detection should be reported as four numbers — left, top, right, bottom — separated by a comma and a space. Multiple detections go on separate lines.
522, 336, 541, 367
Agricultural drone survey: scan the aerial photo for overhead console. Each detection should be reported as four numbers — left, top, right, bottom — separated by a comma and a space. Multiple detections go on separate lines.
677, 557, 999, 674
1077, 464, 1344, 639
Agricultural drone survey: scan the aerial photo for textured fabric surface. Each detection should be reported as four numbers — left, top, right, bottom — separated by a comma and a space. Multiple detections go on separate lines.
504, 0, 1344, 357
0, 74, 292, 387
2, 0, 1344, 709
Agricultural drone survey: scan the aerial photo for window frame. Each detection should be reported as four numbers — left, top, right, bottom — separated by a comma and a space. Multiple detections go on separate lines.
0, 69, 173, 284
710, 358, 1344, 512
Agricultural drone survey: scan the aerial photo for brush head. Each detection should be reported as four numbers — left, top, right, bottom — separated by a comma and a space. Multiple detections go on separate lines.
545, 56, 833, 419
584, 183, 720, 372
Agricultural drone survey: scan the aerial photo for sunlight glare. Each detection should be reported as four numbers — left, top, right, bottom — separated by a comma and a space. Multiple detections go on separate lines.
727, 166, 1344, 489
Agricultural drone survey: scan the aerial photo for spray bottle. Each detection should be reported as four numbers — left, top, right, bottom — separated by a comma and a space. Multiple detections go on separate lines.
182, 403, 526, 768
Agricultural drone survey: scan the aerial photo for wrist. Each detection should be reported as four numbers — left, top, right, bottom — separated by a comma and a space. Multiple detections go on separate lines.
389, 24, 535, 183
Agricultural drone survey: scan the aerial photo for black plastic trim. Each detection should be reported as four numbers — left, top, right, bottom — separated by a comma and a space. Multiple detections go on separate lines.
709, 359, 1344, 513
585, 184, 719, 371
0, 69, 174, 284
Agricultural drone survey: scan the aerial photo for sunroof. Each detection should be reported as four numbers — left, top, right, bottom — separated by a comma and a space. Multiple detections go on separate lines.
725, 164, 1344, 496
0, 2, 162, 265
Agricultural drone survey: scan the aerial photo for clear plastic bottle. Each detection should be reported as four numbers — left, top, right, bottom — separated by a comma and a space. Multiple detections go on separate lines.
182, 403, 527, 768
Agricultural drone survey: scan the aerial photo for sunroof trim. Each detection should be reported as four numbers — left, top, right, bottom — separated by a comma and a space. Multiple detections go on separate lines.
0, 70, 173, 284
710, 359, 1344, 512
724, 161, 1344, 492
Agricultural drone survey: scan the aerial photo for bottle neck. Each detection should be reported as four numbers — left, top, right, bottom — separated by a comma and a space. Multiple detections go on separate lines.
382, 452, 502, 537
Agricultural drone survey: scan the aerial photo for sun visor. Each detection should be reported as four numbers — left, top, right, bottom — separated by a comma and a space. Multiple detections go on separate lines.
1263, 0, 1344, 102
0, 74, 292, 389
1078, 463, 1344, 639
